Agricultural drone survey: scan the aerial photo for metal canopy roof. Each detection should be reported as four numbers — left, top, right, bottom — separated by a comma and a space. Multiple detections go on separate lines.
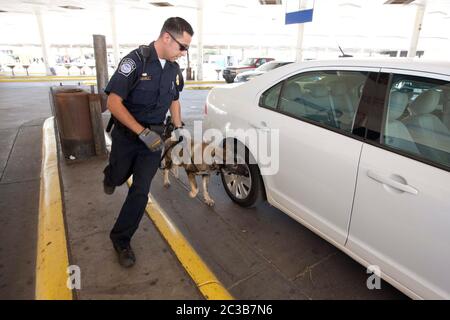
0, 0, 449, 56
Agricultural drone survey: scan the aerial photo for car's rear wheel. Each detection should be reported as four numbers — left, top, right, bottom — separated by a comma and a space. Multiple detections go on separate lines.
220, 147, 265, 207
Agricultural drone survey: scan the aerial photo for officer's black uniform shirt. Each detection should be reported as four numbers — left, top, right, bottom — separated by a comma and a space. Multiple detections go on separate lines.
105, 41, 184, 125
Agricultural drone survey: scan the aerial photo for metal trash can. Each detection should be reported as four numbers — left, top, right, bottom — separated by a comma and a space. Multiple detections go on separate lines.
50, 87, 96, 161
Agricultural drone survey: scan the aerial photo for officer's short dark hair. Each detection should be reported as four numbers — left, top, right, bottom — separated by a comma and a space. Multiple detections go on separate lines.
160, 17, 194, 38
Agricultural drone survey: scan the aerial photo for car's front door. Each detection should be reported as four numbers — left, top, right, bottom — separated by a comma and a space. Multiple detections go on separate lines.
256, 67, 378, 245
346, 71, 450, 299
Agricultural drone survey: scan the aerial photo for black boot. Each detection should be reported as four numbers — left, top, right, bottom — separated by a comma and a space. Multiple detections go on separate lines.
113, 243, 136, 268
103, 179, 115, 195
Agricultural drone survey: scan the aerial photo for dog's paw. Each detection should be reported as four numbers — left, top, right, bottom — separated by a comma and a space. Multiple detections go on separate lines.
189, 190, 199, 198
204, 198, 215, 207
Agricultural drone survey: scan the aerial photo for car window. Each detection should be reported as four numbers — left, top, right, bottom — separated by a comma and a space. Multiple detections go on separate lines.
241, 58, 257, 66
382, 74, 450, 169
277, 70, 369, 133
259, 82, 282, 110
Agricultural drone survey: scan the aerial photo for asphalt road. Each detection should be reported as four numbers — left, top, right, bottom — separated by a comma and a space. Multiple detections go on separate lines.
160, 88, 407, 299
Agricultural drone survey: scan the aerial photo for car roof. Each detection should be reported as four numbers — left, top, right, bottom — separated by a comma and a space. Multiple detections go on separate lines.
265, 61, 292, 64
287, 58, 450, 76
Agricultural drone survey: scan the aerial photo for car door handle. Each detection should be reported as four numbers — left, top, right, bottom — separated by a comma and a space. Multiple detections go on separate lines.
367, 170, 418, 195
248, 121, 270, 131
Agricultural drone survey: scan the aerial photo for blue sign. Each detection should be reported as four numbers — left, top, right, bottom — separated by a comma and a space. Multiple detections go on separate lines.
285, 8, 314, 24
285, 0, 314, 24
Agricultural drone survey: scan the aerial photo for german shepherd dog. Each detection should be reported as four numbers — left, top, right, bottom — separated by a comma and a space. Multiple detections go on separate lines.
161, 117, 223, 207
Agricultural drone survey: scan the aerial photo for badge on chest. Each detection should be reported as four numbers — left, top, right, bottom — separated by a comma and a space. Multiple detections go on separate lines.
140, 72, 152, 81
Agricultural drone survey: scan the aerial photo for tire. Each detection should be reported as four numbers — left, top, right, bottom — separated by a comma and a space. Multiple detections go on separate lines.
220, 146, 265, 208
224, 76, 235, 83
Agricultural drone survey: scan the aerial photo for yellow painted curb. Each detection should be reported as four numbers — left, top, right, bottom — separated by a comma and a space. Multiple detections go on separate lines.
125, 178, 233, 300
0, 76, 96, 83
185, 86, 214, 90
185, 80, 225, 85
35, 117, 72, 300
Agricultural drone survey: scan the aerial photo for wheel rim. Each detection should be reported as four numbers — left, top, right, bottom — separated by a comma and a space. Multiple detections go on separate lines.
222, 164, 252, 200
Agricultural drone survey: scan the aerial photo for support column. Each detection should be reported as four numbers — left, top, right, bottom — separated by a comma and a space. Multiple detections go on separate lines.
35, 9, 53, 75
196, 0, 204, 80
408, 4, 426, 58
110, 1, 120, 67
295, 26, 305, 62
93, 35, 109, 95
295, 0, 307, 62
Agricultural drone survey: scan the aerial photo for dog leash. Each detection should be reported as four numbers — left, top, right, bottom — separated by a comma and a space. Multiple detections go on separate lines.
159, 136, 183, 170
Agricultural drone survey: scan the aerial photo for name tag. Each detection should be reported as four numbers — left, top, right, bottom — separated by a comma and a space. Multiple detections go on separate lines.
140, 73, 152, 81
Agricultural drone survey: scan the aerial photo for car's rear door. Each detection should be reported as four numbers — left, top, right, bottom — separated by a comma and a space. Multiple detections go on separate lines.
346, 70, 450, 299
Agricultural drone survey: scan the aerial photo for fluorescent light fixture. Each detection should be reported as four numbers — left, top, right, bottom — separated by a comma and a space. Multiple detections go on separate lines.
428, 11, 446, 16
384, 0, 415, 4
149, 2, 174, 7
258, 0, 282, 5
58, 5, 84, 10
225, 4, 248, 9
338, 3, 362, 9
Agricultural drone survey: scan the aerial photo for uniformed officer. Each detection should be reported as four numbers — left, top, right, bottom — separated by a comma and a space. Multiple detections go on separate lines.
103, 17, 193, 268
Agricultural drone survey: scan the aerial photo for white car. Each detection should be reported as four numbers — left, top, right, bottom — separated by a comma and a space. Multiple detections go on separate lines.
234, 61, 293, 83
203, 58, 450, 299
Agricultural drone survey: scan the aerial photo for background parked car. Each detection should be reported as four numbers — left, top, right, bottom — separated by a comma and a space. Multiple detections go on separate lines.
222, 57, 274, 83
204, 58, 450, 299
234, 61, 293, 83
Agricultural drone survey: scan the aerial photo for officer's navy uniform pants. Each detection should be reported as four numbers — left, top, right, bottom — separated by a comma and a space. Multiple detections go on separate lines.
104, 127, 161, 248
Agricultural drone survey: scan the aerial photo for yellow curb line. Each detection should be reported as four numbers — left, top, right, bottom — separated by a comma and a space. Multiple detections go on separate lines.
145, 192, 233, 300
185, 80, 225, 85
0, 76, 96, 83
185, 86, 215, 90
125, 177, 233, 300
35, 117, 72, 300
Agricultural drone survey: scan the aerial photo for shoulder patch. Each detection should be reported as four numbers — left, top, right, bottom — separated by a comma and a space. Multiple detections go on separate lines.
118, 58, 137, 77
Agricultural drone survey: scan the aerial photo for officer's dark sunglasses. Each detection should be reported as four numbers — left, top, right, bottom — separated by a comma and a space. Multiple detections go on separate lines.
165, 30, 189, 52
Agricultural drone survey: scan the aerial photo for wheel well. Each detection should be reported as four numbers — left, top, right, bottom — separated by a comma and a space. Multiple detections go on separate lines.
221, 138, 267, 201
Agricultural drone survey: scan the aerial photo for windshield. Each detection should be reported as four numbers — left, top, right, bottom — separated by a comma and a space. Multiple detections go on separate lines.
256, 62, 279, 72
240, 58, 257, 66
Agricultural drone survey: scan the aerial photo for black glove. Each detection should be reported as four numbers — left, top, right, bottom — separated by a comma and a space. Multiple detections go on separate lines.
139, 128, 163, 152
